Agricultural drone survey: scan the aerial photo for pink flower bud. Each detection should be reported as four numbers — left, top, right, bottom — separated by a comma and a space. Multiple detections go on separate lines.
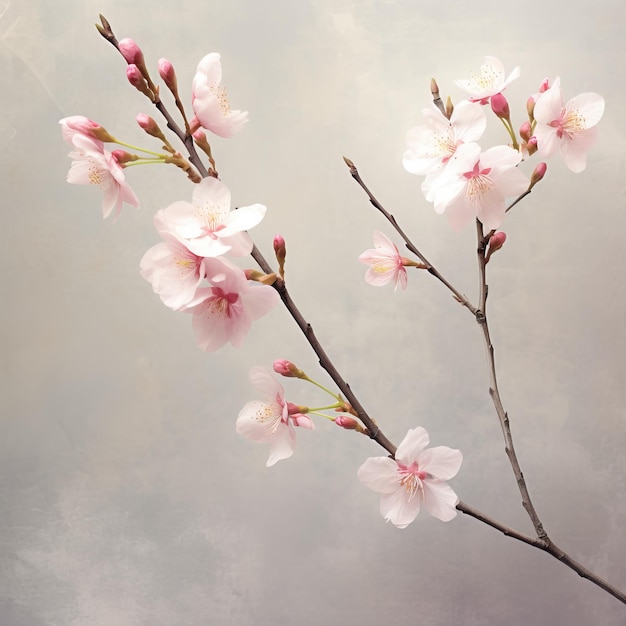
273, 360, 303, 378
111, 149, 136, 165
485, 231, 506, 263
136, 113, 160, 136
538, 77, 550, 93
519, 121, 532, 142
490, 93, 510, 120
527, 136, 538, 156
126, 64, 153, 98
59, 116, 115, 144
273, 234, 286, 277
158, 58, 178, 92
530, 162, 547, 187
489, 231, 506, 252
118, 38, 145, 66
334, 415, 359, 430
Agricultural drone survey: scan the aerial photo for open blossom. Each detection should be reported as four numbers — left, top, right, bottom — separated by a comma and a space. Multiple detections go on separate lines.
192, 53, 248, 138
455, 56, 520, 104
358, 427, 462, 528
185, 257, 279, 352
533, 77, 605, 173
155, 177, 265, 258
236, 367, 313, 467
424, 142, 529, 231
359, 231, 408, 291
140, 228, 206, 311
65, 134, 139, 219
403, 100, 486, 177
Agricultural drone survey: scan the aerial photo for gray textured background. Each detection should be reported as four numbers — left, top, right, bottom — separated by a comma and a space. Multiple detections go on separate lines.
2, 0, 626, 624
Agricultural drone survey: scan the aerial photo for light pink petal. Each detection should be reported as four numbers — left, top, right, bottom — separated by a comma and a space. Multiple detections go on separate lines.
417, 446, 463, 480
421, 480, 459, 521
479, 145, 522, 170
221, 232, 254, 257
395, 427, 429, 465
450, 101, 487, 142
363, 266, 395, 287
249, 366, 285, 402
192, 176, 231, 210
560, 127, 598, 172
533, 77, 563, 124
379, 489, 422, 529
266, 423, 296, 467
195, 53, 222, 85
242, 284, 280, 322
221, 203, 267, 234
357, 457, 401, 493
445, 196, 478, 231
568, 93, 605, 128
236, 400, 282, 442
534, 125, 561, 159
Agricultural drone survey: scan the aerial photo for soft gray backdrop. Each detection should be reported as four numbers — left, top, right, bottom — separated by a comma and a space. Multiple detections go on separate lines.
2, 0, 626, 624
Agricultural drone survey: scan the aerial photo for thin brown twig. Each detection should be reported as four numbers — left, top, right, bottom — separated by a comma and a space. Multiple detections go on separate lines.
343, 157, 479, 316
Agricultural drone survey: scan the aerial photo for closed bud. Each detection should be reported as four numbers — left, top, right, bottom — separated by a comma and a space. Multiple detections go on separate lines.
485, 231, 506, 263
126, 64, 154, 99
490, 93, 510, 120
118, 38, 145, 67
526, 96, 536, 121
136, 113, 160, 136
334, 416, 359, 430
158, 58, 178, 93
530, 161, 547, 188
273, 234, 286, 277
273, 360, 304, 379
111, 149, 137, 165
519, 121, 532, 142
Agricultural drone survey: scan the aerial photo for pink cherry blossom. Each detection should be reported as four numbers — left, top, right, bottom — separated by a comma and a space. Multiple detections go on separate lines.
455, 56, 520, 104
533, 77, 605, 173
139, 228, 206, 311
403, 100, 486, 177
185, 257, 279, 352
59, 116, 108, 145
155, 177, 266, 257
236, 367, 313, 467
65, 134, 139, 220
359, 231, 408, 291
424, 143, 529, 231
191, 53, 248, 138
358, 426, 462, 528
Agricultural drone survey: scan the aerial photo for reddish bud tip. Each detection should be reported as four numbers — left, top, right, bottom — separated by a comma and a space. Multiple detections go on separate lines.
530, 162, 547, 187
158, 58, 178, 92
273, 360, 303, 378
136, 113, 162, 138
111, 149, 136, 165
519, 121, 532, 142
490, 93, 510, 120
334, 416, 359, 430
118, 38, 145, 66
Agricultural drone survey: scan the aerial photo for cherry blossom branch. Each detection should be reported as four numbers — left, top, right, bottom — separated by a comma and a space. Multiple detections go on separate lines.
343, 158, 479, 316
250, 244, 398, 456
475, 219, 547, 538
96, 16, 210, 181
457, 500, 626, 604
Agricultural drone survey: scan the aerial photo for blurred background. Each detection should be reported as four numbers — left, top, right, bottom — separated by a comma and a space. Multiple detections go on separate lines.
2, 0, 625, 624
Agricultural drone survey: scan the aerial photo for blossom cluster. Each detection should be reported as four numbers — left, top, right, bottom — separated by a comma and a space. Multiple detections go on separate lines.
402, 57, 604, 230
140, 177, 278, 351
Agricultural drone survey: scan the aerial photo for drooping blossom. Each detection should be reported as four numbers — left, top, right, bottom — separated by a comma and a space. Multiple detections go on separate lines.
359, 231, 408, 291
358, 426, 462, 528
423, 143, 529, 231
155, 177, 265, 257
191, 53, 248, 138
185, 257, 279, 352
59, 116, 112, 145
140, 229, 206, 311
236, 367, 313, 467
403, 100, 486, 177
533, 77, 605, 173
455, 56, 520, 104
65, 134, 139, 219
